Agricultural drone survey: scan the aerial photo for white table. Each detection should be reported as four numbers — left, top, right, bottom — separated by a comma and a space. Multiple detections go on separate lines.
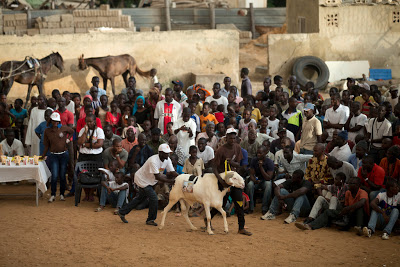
0, 161, 51, 206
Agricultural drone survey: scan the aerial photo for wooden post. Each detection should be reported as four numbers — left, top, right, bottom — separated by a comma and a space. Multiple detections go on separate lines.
165, 0, 171, 31
250, 3, 255, 39
26, 9, 32, 29
209, 3, 215, 29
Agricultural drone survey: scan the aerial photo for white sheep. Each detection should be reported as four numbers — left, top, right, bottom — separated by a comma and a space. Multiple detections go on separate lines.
158, 171, 245, 235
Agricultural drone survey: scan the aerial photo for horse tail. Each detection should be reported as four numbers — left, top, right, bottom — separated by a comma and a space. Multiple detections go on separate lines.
135, 66, 151, 78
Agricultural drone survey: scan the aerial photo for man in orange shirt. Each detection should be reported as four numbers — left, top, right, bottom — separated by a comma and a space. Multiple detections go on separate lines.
358, 155, 386, 200
199, 102, 218, 132
379, 146, 400, 182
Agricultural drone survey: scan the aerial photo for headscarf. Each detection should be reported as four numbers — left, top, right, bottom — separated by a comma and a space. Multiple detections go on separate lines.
79, 95, 93, 119
126, 125, 137, 134
132, 96, 145, 116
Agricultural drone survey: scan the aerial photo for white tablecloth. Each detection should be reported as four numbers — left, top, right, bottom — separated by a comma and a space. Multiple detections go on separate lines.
0, 161, 51, 193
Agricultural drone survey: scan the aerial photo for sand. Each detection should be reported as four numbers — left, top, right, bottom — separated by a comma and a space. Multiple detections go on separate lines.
1, 183, 400, 266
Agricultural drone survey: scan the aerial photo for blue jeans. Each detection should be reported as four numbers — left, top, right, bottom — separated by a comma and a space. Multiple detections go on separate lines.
48, 151, 69, 196
299, 148, 314, 155
119, 185, 158, 222
269, 188, 311, 218
246, 180, 272, 212
368, 208, 399, 235
100, 186, 127, 208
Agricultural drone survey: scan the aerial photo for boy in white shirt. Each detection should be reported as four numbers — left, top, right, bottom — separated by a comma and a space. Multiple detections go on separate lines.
96, 172, 129, 214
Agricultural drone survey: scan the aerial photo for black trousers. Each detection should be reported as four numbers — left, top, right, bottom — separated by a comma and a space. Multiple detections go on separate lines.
210, 186, 245, 230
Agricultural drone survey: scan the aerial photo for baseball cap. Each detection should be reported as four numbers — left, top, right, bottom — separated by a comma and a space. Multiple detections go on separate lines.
50, 112, 61, 122
172, 80, 184, 88
303, 103, 315, 111
226, 128, 237, 135
158, 144, 173, 153
278, 127, 286, 133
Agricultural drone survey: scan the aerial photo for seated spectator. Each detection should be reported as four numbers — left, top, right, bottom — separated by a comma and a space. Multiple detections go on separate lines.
363, 178, 399, 240
267, 106, 279, 133
379, 146, 400, 182
121, 126, 138, 153
323, 93, 348, 142
261, 140, 275, 161
239, 108, 256, 140
240, 129, 259, 163
329, 130, 352, 162
243, 95, 262, 123
147, 128, 165, 155
102, 124, 121, 150
168, 135, 185, 166
196, 122, 218, 151
161, 122, 174, 143
103, 138, 128, 171
106, 101, 121, 134
327, 156, 357, 183
345, 101, 367, 143
199, 102, 218, 132
358, 155, 386, 200
169, 153, 184, 175
270, 127, 295, 154
270, 118, 295, 143
296, 177, 369, 232
197, 137, 214, 171
282, 97, 303, 140
1, 128, 25, 156
305, 143, 332, 185
258, 116, 268, 134
261, 170, 312, 224
95, 172, 129, 214
275, 145, 312, 176
246, 146, 274, 214
141, 120, 152, 140
348, 140, 368, 172
216, 122, 226, 142
128, 133, 153, 168
182, 146, 204, 176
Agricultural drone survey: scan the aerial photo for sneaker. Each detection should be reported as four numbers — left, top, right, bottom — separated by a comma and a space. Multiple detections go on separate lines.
382, 232, 390, 240
117, 211, 128, 223
284, 213, 297, 224
60, 195, 65, 201
295, 222, 312, 230
146, 220, 158, 226
362, 227, 372, 238
48, 195, 55, 203
260, 211, 275, 220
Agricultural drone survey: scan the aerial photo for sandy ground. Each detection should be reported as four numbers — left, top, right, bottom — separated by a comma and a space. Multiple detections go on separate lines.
1, 183, 400, 266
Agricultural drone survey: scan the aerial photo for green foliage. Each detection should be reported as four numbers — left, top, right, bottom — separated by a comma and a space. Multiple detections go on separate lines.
268, 0, 286, 7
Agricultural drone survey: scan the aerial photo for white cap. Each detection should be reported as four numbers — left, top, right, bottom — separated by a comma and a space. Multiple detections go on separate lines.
50, 112, 61, 122
226, 128, 237, 135
158, 144, 173, 153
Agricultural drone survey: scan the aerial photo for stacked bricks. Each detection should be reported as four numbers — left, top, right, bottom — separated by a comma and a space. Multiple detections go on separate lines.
36, 14, 74, 35
3, 13, 27, 36
73, 5, 134, 33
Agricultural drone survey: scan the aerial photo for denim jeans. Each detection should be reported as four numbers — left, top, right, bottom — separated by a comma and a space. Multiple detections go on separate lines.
368, 209, 399, 235
299, 148, 314, 155
119, 185, 158, 222
100, 186, 127, 208
269, 188, 311, 218
246, 180, 272, 212
48, 151, 69, 196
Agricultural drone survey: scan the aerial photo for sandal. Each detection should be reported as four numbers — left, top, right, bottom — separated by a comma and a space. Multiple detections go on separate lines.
95, 207, 104, 212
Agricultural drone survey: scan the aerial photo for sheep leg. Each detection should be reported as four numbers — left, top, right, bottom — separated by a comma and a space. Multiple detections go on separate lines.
159, 199, 178, 230
181, 200, 197, 231
216, 206, 228, 234
204, 203, 214, 235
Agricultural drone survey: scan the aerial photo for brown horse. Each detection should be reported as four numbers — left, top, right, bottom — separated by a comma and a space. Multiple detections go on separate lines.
0, 52, 64, 107
78, 54, 150, 96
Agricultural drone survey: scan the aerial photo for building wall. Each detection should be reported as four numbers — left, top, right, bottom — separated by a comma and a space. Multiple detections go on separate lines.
286, 0, 319, 33
268, 32, 400, 82
0, 30, 239, 99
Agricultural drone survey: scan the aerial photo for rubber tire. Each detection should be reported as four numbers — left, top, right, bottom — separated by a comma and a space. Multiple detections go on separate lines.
292, 56, 330, 90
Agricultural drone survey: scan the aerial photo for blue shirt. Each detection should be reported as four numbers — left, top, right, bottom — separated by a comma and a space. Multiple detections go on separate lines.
348, 153, 363, 171
164, 164, 183, 175
240, 148, 248, 166
10, 108, 27, 120
35, 121, 51, 155
85, 88, 107, 97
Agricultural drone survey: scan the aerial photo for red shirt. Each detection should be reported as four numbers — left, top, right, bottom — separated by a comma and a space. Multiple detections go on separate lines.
358, 163, 385, 188
56, 109, 74, 126
76, 117, 103, 134
214, 112, 225, 123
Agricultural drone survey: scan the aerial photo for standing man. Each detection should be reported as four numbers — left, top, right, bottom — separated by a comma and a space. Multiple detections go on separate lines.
154, 88, 182, 134
121, 76, 144, 96
221, 77, 232, 98
173, 107, 197, 156
172, 80, 187, 103
118, 144, 178, 225
85, 76, 107, 97
209, 128, 252, 236
205, 83, 229, 113
299, 103, 322, 154
240, 67, 252, 97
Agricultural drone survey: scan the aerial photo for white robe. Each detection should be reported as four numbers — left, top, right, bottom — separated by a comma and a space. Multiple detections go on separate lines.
25, 107, 46, 156
172, 118, 197, 157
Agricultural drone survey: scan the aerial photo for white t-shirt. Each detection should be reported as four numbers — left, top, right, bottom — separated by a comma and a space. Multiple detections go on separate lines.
271, 129, 295, 142
66, 101, 75, 115
267, 118, 279, 133
134, 154, 174, 188
205, 95, 229, 113
324, 104, 349, 141
329, 144, 352, 163
197, 145, 214, 164
366, 118, 392, 148
0, 139, 25, 156
376, 192, 400, 207
154, 100, 182, 134
99, 168, 116, 182
78, 127, 105, 154
348, 114, 368, 143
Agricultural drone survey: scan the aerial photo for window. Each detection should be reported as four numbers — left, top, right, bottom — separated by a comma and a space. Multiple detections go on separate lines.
393, 11, 400, 23
326, 13, 339, 27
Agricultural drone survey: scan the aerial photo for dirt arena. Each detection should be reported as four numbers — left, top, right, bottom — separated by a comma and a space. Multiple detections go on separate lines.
1, 184, 400, 266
